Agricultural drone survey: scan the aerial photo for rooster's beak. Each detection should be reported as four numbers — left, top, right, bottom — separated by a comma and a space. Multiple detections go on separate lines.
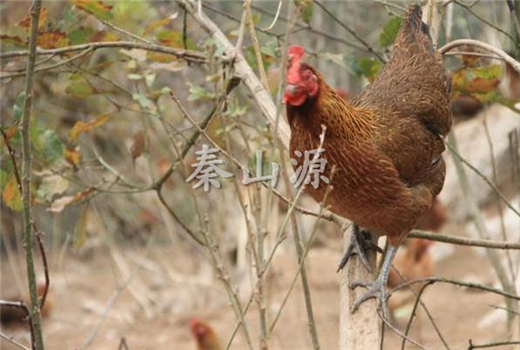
285, 84, 299, 96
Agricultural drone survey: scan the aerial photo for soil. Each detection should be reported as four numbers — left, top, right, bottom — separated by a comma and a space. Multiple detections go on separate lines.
0, 223, 513, 350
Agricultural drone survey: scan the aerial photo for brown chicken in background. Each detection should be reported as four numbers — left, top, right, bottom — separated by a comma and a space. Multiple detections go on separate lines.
284, 5, 451, 317
1, 281, 51, 327
190, 317, 222, 350
388, 198, 447, 291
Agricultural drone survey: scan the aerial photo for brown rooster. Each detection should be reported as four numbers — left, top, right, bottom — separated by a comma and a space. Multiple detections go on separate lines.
284, 5, 451, 317
189, 317, 223, 350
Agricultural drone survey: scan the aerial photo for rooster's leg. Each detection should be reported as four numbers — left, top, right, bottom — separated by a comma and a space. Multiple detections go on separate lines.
350, 244, 399, 320
337, 224, 380, 273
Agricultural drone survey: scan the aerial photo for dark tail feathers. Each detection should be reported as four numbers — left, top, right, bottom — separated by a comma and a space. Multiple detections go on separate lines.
406, 4, 431, 37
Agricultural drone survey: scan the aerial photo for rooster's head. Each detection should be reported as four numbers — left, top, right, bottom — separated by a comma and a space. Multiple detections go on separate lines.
284, 45, 319, 107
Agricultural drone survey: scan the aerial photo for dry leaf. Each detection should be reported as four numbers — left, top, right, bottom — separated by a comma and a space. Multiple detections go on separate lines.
69, 114, 110, 141
18, 8, 48, 30
75, 204, 89, 250
65, 146, 81, 167
130, 131, 146, 160
48, 188, 94, 213
37, 30, 69, 49
2, 176, 22, 211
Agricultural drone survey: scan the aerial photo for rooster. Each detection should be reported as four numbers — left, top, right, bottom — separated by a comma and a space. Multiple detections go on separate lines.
189, 317, 223, 350
284, 5, 451, 318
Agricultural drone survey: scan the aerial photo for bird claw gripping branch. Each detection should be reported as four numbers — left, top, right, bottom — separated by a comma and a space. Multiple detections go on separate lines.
350, 245, 398, 320
337, 224, 382, 273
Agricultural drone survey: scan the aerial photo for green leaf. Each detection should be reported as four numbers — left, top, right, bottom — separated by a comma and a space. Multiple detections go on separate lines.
75, 204, 89, 250
66, 75, 98, 98
379, 16, 402, 47
187, 83, 215, 101
300, 0, 314, 24
71, 0, 113, 20
225, 101, 248, 118
0, 169, 8, 192
69, 26, 94, 45
2, 174, 22, 211
261, 39, 278, 58
358, 57, 382, 81
34, 129, 66, 165
13, 92, 25, 122
133, 93, 158, 115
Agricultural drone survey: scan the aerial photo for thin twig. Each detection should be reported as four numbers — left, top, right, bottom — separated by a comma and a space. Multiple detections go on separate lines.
79, 275, 134, 350
0, 300, 35, 349
101, 19, 153, 44
444, 139, 520, 219
0, 41, 205, 62
0, 331, 31, 350
20, 1, 44, 349
314, 0, 385, 62
489, 304, 520, 317
448, 131, 519, 332
400, 280, 450, 350
263, 0, 283, 30
379, 311, 428, 350
391, 277, 520, 301
453, 0, 517, 43
1, 47, 94, 80
177, 0, 291, 146
409, 230, 520, 250
439, 39, 520, 74
468, 340, 520, 350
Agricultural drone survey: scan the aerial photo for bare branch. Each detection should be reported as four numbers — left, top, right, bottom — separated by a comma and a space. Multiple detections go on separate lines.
0, 331, 31, 350
20, 1, 45, 348
439, 39, 520, 74
409, 230, 520, 250
177, 0, 291, 146
0, 41, 206, 62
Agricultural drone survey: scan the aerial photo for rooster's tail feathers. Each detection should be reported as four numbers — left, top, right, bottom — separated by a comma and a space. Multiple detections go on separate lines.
397, 4, 434, 50
405, 4, 430, 35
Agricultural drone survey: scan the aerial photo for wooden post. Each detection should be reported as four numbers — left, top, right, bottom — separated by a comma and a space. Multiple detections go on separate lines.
339, 232, 379, 349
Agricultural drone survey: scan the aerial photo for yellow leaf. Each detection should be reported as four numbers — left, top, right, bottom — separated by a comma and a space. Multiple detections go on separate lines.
65, 146, 81, 166
2, 176, 22, 211
144, 17, 173, 36
75, 204, 89, 250
69, 114, 110, 141
146, 52, 178, 63
18, 8, 48, 30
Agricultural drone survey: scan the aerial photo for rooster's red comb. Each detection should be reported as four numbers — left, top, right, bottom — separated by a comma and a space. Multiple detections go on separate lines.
288, 45, 304, 59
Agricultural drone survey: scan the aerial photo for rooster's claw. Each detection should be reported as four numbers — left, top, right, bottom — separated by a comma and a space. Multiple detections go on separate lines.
337, 225, 379, 273
350, 277, 389, 319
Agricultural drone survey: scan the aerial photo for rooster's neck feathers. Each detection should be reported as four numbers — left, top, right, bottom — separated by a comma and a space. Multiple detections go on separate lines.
287, 78, 374, 143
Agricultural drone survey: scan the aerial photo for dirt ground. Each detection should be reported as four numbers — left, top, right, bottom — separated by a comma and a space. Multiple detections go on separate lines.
0, 223, 515, 350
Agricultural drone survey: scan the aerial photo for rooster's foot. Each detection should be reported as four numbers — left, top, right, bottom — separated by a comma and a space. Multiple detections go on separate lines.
349, 277, 389, 319
349, 244, 399, 320
337, 225, 380, 273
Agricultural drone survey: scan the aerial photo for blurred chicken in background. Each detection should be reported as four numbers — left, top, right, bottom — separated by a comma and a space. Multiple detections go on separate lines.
190, 317, 222, 350
1, 281, 51, 327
